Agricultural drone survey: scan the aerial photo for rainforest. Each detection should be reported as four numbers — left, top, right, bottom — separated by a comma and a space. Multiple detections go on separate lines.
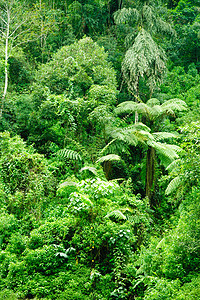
0, 0, 200, 299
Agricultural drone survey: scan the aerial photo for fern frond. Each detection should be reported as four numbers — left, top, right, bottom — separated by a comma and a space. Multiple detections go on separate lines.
115, 101, 150, 118
165, 175, 183, 195
166, 159, 181, 172
56, 148, 82, 162
105, 210, 126, 221
161, 99, 187, 115
106, 126, 139, 146
149, 141, 180, 166
146, 98, 160, 107
131, 122, 151, 132
79, 166, 98, 176
96, 154, 121, 164
58, 181, 77, 189
152, 132, 178, 141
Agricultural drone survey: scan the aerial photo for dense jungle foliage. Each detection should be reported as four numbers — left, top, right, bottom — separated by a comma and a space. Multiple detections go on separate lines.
0, 0, 200, 299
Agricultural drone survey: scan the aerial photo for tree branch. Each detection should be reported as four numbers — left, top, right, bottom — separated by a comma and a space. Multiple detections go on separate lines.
0, 15, 8, 25
8, 19, 28, 38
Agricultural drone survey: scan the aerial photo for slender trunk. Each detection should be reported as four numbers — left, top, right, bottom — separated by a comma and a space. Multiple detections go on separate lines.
0, 8, 10, 118
145, 146, 156, 207
135, 111, 138, 123
135, 79, 139, 124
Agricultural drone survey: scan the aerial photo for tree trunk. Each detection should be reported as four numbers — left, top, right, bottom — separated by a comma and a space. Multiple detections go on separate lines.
0, 7, 10, 118
145, 146, 156, 207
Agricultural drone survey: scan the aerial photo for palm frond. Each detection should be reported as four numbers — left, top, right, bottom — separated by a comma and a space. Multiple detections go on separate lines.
165, 175, 183, 195
155, 16, 175, 36
96, 154, 121, 164
142, 4, 156, 31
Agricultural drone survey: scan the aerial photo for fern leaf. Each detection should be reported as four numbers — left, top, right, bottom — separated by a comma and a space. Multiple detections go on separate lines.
79, 166, 98, 175
56, 148, 82, 162
146, 98, 160, 107
105, 210, 126, 221
59, 181, 77, 189
166, 159, 181, 172
96, 154, 121, 164
99, 139, 128, 156
161, 99, 187, 114
165, 176, 183, 195
149, 141, 180, 166
152, 132, 178, 141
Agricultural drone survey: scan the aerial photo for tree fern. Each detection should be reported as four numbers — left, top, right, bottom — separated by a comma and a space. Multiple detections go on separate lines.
115, 98, 187, 122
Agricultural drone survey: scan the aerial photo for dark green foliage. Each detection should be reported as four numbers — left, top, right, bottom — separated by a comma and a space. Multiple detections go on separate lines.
0, 0, 200, 299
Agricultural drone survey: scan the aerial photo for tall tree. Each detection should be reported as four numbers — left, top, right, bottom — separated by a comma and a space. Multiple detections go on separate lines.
0, 0, 35, 116
114, 0, 174, 121
111, 97, 187, 205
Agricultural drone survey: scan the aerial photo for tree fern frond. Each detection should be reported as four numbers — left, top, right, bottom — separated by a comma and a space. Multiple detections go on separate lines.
105, 210, 126, 221
56, 148, 82, 162
58, 180, 78, 189
149, 141, 180, 166
165, 175, 183, 195
146, 98, 160, 107
79, 166, 98, 176
115, 101, 138, 115
115, 101, 151, 119
161, 99, 187, 114
131, 122, 151, 132
166, 159, 181, 172
99, 139, 128, 156
152, 132, 178, 141
96, 154, 121, 164
106, 126, 139, 146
